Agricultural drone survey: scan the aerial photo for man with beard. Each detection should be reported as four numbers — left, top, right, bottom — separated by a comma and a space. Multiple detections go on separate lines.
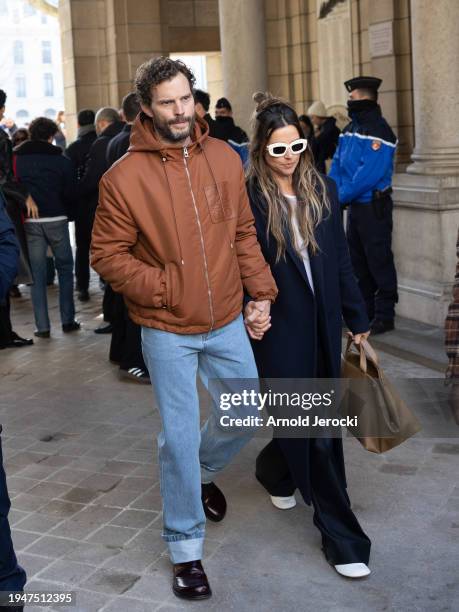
91, 57, 277, 600
329, 76, 398, 335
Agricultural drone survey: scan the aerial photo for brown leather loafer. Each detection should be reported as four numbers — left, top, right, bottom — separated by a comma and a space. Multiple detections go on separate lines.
201, 482, 227, 522
172, 560, 212, 600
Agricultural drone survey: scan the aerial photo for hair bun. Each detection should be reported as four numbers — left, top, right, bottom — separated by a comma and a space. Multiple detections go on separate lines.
253, 91, 268, 105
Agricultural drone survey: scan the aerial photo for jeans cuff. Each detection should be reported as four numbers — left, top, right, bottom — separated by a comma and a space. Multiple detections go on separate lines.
200, 464, 220, 484
167, 537, 204, 564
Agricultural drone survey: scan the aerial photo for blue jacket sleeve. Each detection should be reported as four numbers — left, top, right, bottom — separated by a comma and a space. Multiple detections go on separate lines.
338, 139, 394, 205
0, 192, 19, 300
326, 179, 369, 333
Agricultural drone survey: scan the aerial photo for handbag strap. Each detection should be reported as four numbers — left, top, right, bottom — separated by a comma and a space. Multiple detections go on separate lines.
345, 334, 379, 374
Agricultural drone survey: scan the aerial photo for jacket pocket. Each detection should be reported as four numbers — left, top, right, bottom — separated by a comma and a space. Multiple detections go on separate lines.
165, 262, 184, 313
204, 181, 234, 223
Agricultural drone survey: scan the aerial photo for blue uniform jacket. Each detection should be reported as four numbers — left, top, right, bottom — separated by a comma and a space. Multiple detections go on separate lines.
329, 105, 397, 205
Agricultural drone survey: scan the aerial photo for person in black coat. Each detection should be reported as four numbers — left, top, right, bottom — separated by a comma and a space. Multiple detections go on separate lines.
65, 109, 97, 301
105, 93, 150, 383
307, 101, 340, 174
15, 117, 79, 337
193, 89, 219, 138
106, 93, 138, 167
65, 109, 97, 180
244, 92, 371, 578
76, 107, 124, 307
214, 97, 249, 143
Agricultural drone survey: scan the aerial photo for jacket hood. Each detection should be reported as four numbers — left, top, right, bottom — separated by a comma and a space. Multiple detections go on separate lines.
128, 112, 209, 157
14, 140, 62, 156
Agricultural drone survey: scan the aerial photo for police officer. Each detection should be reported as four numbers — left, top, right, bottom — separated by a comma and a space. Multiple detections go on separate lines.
329, 76, 398, 335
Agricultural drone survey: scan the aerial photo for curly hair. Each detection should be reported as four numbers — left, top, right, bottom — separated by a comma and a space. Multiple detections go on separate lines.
29, 117, 58, 142
135, 56, 196, 107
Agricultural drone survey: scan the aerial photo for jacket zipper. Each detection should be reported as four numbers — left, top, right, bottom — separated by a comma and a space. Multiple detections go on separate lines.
183, 146, 215, 331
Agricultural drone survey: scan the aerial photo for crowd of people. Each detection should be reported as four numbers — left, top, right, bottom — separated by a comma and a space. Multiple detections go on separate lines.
0, 56, 406, 603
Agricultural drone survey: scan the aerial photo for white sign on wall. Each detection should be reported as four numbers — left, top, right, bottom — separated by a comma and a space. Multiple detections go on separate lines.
369, 21, 394, 58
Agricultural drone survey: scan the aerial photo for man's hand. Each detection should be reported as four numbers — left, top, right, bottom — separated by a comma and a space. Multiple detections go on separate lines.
352, 331, 370, 345
26, 195, 39, 219
244, 299, 271, 340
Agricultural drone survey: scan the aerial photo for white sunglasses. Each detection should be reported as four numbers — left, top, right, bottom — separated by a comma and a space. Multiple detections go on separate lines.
266, 138, 308, 157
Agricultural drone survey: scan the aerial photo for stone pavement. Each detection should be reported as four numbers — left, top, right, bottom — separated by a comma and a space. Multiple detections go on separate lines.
1, 282, 458, 612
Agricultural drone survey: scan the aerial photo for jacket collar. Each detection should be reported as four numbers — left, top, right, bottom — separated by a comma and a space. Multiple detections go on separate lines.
350, 104, 382, 126
77, 124, 96, 138
99, 121, 125, 139
14, 140, 62, 156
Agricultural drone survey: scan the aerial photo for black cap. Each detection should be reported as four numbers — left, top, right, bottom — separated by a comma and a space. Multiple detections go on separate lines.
215, 97, 232, 111
344, 76, 382, 93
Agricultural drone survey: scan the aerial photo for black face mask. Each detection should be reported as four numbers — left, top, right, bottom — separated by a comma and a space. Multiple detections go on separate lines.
347, 99, 378, 114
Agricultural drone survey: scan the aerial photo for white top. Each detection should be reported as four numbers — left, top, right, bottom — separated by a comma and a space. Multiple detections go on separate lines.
25, 216, 67, 223
283, 194, 314, 294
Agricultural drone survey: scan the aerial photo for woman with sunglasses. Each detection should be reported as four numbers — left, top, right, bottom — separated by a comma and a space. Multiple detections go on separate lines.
244, 92, 371, 578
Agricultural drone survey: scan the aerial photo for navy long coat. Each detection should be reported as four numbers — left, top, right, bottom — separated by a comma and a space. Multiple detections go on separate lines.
247, 176, 369, 380
246, 176, 370, 505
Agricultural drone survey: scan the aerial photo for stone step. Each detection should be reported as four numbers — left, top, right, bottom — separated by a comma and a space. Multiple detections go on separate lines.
361, 316, 447, 373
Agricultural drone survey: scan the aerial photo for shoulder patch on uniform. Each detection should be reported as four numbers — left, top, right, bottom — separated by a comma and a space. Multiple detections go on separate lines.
371, 140, 381, 151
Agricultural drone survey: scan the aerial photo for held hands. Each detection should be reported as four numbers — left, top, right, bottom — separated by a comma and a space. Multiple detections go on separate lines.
26, 195, 39, 219
244, 299, 271, 340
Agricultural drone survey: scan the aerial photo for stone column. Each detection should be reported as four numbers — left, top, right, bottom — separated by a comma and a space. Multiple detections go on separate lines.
218, 0, 267, 133
407, 0, 459, 175
391, 0, 459, 326
59, 0, 110, 142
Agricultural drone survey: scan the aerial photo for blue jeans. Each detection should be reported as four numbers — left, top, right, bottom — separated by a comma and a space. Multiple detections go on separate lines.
25, 221, 75, 332
142, 314, 259, 563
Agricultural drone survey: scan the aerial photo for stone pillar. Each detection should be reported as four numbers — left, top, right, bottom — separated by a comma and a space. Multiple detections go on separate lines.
59, 0, 164, 142
218, 0, 267, 133
59, 0, 110, 142
407, 0, 459, 175
391, 0, 459, 326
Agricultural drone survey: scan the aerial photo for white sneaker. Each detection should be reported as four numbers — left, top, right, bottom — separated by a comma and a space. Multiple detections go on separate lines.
270, 495, 297, 510
334, 563, 371, 578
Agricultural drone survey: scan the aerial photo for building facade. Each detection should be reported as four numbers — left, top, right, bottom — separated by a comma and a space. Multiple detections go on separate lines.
0, 0, 64, 126
56, 0, 458, 327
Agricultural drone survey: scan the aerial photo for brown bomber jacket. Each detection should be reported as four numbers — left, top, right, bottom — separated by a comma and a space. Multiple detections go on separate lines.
90, 113, 277, 334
